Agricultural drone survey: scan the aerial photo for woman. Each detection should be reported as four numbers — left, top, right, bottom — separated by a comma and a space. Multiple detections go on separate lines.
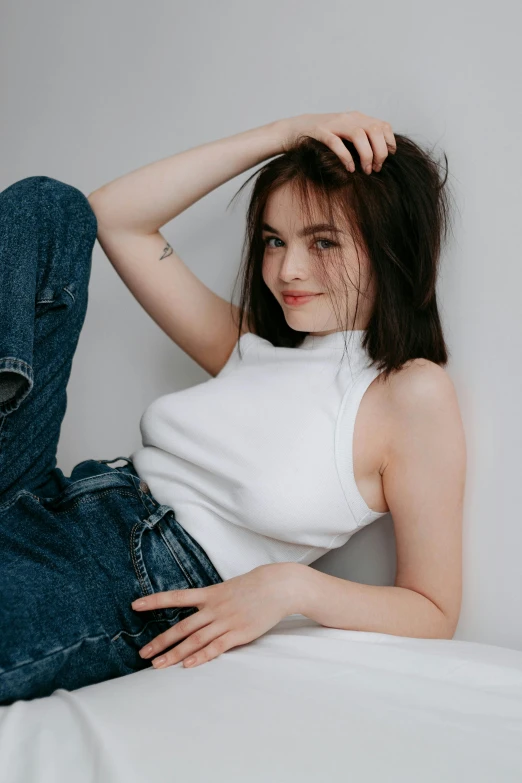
0, 111, 466, 705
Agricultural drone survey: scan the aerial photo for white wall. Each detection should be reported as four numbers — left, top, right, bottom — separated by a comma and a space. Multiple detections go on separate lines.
2, 0, 521, 651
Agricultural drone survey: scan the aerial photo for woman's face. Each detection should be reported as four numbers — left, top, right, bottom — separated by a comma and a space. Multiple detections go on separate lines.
261, 183, 375, 336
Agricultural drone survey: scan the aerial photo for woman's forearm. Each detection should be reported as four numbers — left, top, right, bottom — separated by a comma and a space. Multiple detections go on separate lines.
286, 563, 454, 639
88, 120, 288, 235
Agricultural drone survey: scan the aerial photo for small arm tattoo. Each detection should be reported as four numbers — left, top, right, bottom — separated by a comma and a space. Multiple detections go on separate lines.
159, 242, 173, 260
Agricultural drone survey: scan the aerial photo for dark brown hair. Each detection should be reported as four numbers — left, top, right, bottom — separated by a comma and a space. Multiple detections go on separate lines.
227, 132, 454, 381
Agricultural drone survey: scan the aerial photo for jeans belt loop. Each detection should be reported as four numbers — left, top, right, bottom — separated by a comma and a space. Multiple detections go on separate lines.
144, 504, 173, 530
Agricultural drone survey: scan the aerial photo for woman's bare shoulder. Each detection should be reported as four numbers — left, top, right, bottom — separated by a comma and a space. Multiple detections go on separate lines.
380, 359, 463, 457
357, 359, 461, 513
385, 359, 456, 403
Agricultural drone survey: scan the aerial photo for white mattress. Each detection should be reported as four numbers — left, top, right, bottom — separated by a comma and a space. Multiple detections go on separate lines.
1, 614, 521, 783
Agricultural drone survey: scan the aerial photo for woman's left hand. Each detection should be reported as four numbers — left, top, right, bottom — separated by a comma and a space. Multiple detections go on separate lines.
131, 562, 302, 669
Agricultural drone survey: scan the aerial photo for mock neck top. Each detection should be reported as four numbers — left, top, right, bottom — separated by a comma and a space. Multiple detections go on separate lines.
131, 329, 388, 581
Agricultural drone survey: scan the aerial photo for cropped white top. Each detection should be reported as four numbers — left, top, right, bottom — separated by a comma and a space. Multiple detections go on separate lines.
131, 329, 388, 581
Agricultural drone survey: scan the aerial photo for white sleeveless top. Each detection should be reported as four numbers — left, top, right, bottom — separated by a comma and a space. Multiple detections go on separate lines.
131, 329, 389, 581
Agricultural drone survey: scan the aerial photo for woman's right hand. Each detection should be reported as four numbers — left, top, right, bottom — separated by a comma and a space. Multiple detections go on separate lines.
277, 110, 397, 175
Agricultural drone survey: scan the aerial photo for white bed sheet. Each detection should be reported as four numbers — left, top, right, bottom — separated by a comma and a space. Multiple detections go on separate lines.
1, 614, 521, 783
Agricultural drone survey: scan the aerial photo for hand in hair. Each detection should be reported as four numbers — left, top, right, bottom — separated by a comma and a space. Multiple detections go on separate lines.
279, 110, 397, 175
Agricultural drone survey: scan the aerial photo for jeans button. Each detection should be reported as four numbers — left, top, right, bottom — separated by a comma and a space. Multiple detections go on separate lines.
139, 480, 149, 494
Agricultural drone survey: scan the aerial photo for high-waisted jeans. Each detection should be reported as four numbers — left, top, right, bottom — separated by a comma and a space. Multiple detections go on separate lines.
0, 175, 223, 706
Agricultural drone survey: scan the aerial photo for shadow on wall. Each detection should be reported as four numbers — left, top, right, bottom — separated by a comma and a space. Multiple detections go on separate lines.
311, 515, 396, 586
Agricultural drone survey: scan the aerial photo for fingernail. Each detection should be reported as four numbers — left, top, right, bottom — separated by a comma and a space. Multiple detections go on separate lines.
185, 657, 196, 667
139, 645, 153, 658
132, 599, 147, 608
152, 656, 167, 668
365, 165, 372, 175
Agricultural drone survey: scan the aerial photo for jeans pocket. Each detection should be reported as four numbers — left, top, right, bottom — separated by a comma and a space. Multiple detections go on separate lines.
113, 509, 202, 671
130, 508, 199, 620
110, 609, 199, 673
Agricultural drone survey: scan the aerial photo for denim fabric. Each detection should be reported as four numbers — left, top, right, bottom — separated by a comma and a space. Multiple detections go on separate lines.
0, 176, 223, 705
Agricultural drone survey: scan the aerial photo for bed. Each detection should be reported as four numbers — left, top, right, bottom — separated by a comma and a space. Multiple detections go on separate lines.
1, 612, 521, 783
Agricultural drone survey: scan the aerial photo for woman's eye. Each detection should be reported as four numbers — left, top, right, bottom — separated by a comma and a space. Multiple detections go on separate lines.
263, 236, 336, 250
315, 239, 335, 250
263, 236, 283, 248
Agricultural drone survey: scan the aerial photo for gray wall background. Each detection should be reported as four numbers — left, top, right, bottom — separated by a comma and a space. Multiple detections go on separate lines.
2, 0, 521, 650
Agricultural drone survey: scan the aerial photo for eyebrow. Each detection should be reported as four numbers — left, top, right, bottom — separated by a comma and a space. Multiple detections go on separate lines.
262, 222, 344, 237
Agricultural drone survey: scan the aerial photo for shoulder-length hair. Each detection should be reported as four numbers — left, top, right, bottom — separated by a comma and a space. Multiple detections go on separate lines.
227, 132, 455, 382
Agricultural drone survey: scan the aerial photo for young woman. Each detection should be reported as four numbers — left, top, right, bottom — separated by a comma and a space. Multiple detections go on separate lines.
0, 111, 466, 705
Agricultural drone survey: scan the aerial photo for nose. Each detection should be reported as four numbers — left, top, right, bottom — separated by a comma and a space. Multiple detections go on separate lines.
277, 246, 310, 282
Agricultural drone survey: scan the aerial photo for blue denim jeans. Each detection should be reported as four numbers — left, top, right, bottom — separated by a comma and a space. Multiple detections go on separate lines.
0, 176, 223, 705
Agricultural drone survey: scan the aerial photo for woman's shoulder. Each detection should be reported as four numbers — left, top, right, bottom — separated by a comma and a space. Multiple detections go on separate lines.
379, 359, 463, 456
385, 359, 456, 406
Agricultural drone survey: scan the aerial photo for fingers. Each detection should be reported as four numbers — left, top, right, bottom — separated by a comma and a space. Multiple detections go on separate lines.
177, 631, 237, 669
148, 620, 231, 669
139, 609, 211, 660
131, 586, 205, 611
381, 121, 397, 154
337, 114, 397, 175
350, 126, 377, 174
322, 132, 356, 172
363, 124, 389, 173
